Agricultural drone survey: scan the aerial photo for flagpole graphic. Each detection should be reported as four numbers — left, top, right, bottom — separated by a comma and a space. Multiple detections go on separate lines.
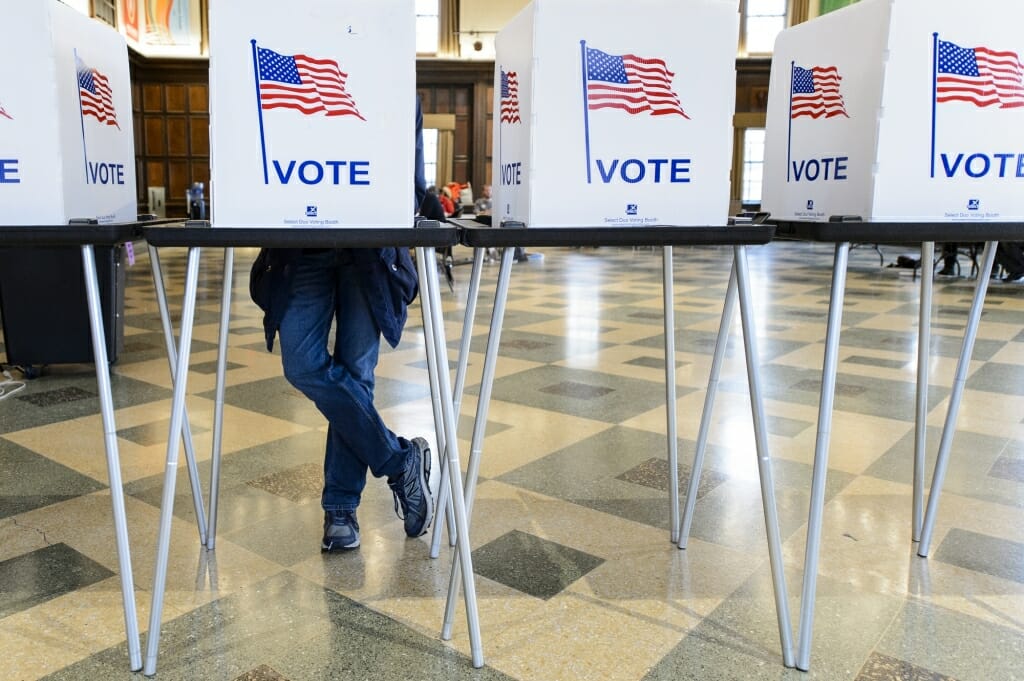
74, 49, 90, 184
580, 40, 593, 184
787, 61, 795, 182
251, 39, 270, 185
930, 32, 939, 179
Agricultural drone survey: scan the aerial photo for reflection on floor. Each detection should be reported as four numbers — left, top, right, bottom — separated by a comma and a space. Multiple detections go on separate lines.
1, 242, 1022, 680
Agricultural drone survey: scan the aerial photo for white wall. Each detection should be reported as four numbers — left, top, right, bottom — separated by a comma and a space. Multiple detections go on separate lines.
458, 0, 530, 59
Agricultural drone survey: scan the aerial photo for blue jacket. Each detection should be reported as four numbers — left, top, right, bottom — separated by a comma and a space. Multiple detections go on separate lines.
249, 246, 418, 351
249, 98, 429, 351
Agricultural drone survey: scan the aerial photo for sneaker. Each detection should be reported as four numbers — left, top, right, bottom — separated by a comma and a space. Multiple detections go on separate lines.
388, 437, 436, 537
321, 510, 360, 551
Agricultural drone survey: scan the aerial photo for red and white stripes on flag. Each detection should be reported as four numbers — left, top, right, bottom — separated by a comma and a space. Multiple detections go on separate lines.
585, 47, 689, 118
936, 39, 1024, 109
257, 46, 364, 119
77, 59, 119, 128
790, 65, 848, 119
500, 68, 521, 124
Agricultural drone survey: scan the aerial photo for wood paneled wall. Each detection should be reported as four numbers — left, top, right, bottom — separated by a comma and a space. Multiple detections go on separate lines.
128, 56, 770, 213
130, 55, 209, 217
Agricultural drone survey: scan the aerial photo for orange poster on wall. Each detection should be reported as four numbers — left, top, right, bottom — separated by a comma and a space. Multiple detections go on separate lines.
145, 0, 192, 46
120, 0, 139, 42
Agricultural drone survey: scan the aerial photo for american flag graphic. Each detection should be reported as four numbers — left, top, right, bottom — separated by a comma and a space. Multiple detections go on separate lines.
584, 46, 688, 118
0, 101, 11, 120
77, 57, 119, 128
936, 39, 1024, 109
256, 46, 364, 119
791, 65, 848, 119
500, 68, 521, 124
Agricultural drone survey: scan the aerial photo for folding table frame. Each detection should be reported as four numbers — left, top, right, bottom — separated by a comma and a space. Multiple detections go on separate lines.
138, 222, 473, 676
679, 217, 1023, 671
440, 220, 796, 669
0, 221, 152, 671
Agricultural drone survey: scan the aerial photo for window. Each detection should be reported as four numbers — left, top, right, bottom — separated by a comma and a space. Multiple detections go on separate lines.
741, 0, 787, 55
741, 128, 766, 206
422, 128, 438, 189
416, 0, 439, 55
92, 0, 117, 27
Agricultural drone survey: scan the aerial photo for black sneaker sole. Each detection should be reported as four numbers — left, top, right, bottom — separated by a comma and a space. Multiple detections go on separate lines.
409, 437, 435, 537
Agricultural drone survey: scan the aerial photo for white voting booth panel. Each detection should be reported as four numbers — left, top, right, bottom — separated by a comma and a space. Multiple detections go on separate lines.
0, 0, 136, 226
763, 0, 1024, 223
493, 0, 737, 228
209, 0, 415, 228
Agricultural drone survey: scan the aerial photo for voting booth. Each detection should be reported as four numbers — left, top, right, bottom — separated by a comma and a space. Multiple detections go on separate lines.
209, 0, 416, 228
492, 0, 738, 228
762, 0, 1024, 222
0, 0, 136, 225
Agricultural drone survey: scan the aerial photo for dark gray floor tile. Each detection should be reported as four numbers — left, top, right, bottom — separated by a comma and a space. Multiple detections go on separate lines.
247, 462, 323, 503
989, 454, 1024, 483
201, 374, 428, 423
233, 665, 290, 681
117, 418, 210, 447
865, 427, 1020, 508
472, 529, 604, 600
0, 439, 106, 519
624, 355, 687, 370
855, 652, 954, 681
190, 360, 245, 375
934, 528, 1024, 584
721, 365, 948, 422
617, 457, 727, 499
0, 373, 171, 435
965, 362, 1024, 396
843, 355, 911, 370
16, 386, 94, 407
0, 543, 114, 617
473, 366, 687, 423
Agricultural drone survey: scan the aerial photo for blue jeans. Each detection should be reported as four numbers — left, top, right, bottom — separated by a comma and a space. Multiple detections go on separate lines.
277, 249, 413, 511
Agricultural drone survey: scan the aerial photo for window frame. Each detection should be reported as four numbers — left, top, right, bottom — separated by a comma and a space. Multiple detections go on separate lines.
738, 0, 789, 56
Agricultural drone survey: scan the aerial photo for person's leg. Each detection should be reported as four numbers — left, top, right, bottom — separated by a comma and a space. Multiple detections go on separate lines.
278, 251, 412, 514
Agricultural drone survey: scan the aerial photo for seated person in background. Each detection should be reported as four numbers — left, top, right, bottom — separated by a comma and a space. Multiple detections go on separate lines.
438, 186, 456, 216
474, 184, 492, 215
996, 242, 1024, 282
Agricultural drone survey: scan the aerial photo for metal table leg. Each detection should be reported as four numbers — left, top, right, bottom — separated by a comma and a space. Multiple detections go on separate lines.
913, 242, 935, 541
416, 246, 484, 668
678, 262, 738, 548
206, 247, 234, 549
430, 247, 486, 557
796, 242, 850, 671
148, 245, 208, 546
80, 244, 142, 672
734, 245, 795, 667
441, 247, 515, 648
144, 246, 203, 677
663, 247, 680, 543
918, 241, 997, 557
